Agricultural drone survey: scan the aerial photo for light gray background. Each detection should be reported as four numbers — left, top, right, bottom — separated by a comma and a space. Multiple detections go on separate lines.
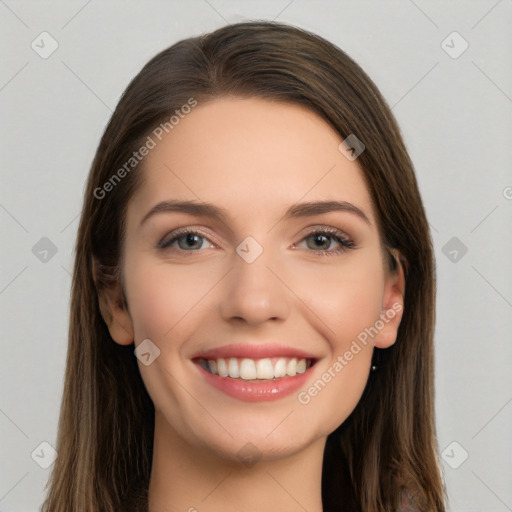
1, 1, 511, 511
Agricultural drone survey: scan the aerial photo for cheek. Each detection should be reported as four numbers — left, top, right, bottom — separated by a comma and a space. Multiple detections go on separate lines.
293, 254, 385, 433
124, 255, 219, 343
123, 255, 222, 433
302, 253, 385, 346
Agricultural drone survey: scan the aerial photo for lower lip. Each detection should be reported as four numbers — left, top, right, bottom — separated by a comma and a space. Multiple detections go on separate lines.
195, 363, 314, 402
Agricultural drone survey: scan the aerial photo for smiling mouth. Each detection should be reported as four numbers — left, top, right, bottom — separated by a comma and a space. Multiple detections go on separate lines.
195, 356, 315, 380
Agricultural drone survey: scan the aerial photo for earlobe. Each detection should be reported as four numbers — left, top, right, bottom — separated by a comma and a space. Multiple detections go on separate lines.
92, 258, 134, 346
100, 290, 134, 346
374, 249, 406, 349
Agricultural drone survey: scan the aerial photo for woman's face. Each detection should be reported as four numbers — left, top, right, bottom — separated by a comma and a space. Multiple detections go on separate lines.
106, 96, 404, 462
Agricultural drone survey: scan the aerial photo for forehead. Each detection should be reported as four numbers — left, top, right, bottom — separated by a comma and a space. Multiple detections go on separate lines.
126, 96, 376, 228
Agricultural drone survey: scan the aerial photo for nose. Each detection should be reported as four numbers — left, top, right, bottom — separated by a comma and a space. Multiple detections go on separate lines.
218, 241, 291, 326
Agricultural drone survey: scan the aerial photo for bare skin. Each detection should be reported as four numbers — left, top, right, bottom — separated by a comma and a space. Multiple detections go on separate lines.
99, 96, 405, 512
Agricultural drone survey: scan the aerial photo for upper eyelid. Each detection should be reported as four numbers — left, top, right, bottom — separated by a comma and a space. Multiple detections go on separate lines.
159, 226, 219, 245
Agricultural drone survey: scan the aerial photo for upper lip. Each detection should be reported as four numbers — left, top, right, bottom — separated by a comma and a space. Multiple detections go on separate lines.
192, 343, 319, 361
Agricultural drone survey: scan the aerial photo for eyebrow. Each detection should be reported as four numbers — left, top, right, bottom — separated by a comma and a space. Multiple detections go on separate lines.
139, 199, 371, 227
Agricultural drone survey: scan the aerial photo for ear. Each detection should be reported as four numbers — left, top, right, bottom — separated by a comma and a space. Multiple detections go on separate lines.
92, 257, 134, 346
374, 248, 406, 349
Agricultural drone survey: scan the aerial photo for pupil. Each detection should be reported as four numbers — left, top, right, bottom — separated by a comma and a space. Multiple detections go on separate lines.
312, 234, 329, 249
188, 234, 199, 247
179, 233, 201, 249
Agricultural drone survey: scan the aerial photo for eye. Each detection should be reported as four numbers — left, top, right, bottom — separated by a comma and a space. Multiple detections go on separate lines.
294, 227, 356, 256
157, 228, 215, 251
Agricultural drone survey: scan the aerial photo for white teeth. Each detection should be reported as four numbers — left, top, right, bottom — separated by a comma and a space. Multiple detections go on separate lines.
228, 357, 239, 378
239, 359, 257, 380
256, 358, 275, 379
273, 358, 288, 378
296, 358, 306, 374
286, 358, 297, 376
201, 356, 311, 380
217, 358, 228, 377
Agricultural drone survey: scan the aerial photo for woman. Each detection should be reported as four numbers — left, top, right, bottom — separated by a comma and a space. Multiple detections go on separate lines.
41, 21, 446, 512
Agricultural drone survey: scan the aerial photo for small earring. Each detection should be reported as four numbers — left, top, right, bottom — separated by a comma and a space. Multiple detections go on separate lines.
371, 347, 383, 372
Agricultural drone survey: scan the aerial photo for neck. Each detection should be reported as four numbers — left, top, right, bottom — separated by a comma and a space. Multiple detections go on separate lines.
147, 410, 326, 512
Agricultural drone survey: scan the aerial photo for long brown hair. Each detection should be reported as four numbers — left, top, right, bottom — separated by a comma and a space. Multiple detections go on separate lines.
41, 21, 446, 512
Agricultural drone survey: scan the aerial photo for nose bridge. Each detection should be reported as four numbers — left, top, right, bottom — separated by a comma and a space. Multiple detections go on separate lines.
218, 235, 290, 324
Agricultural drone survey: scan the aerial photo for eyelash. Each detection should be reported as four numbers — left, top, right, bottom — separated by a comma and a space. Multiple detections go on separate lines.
157, 226, 356, 256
